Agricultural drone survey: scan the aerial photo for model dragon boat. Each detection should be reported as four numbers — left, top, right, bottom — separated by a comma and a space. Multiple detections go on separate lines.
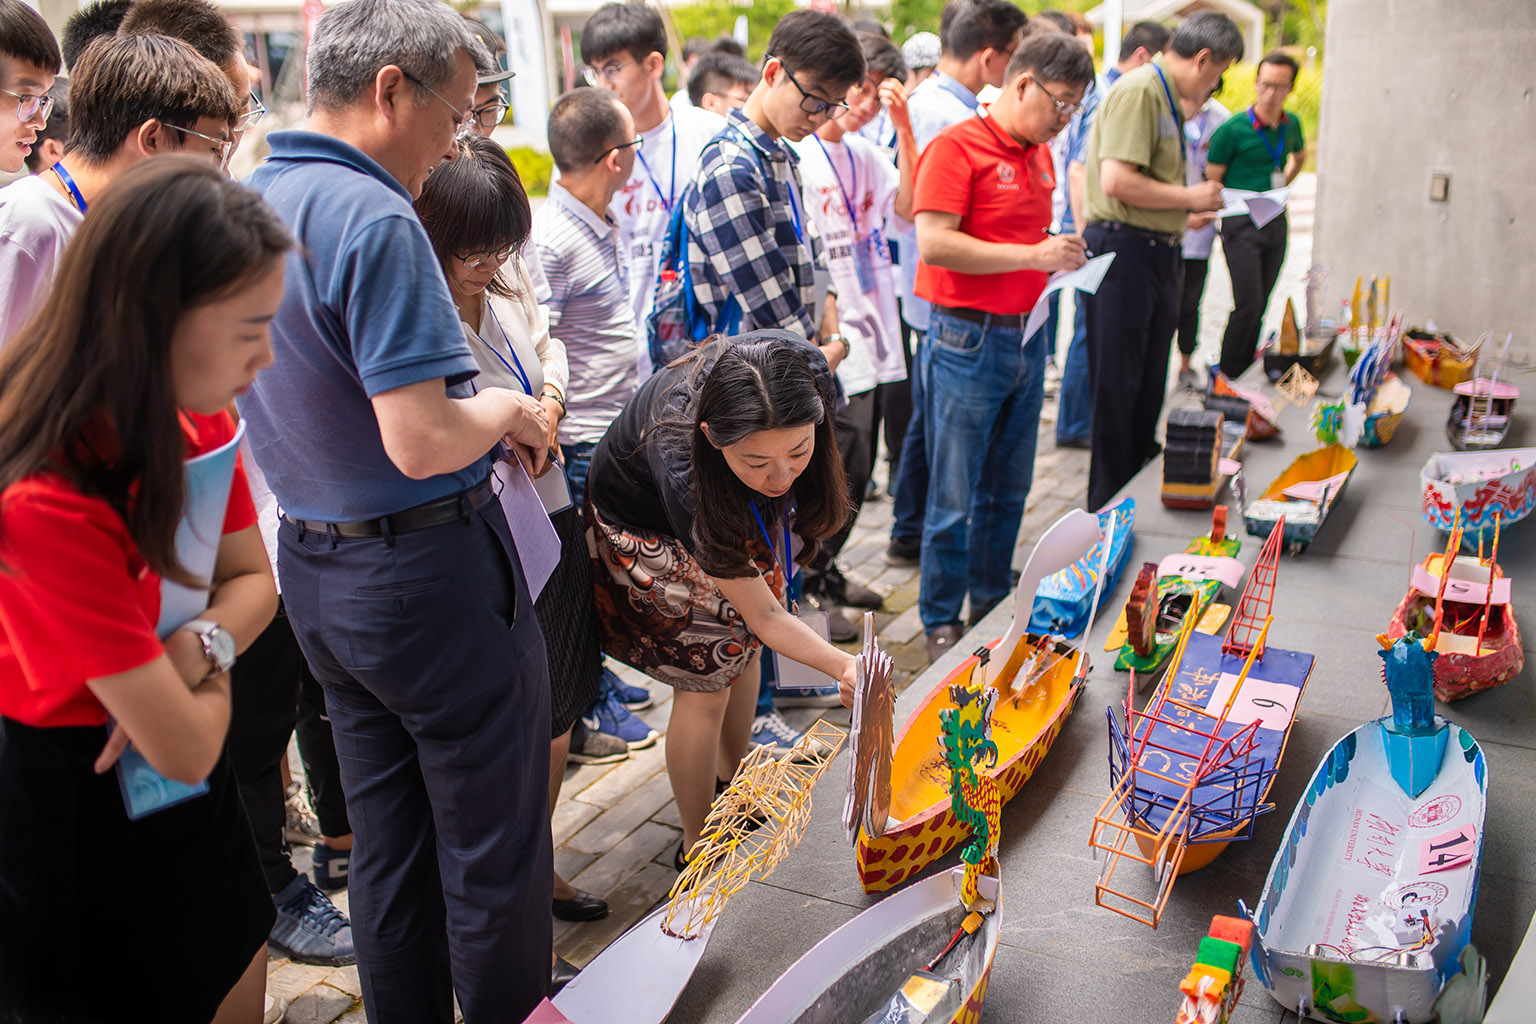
1240, 444, 1358, 554
1242, 616, 1488, 1023
1162, 409, 1244, 510
1107, 506, 1243, 681
740, 652, 1004, 1024
1176, 916, 1257, 1024
1421, 447, 1536, 552
1404, 327, 1479, 390
1090, 521, 1315, 928
549, 722, 846, 1024
1387, 516, 1522, 701
853, 509, 1104, 894
1030, 497, 1135, 639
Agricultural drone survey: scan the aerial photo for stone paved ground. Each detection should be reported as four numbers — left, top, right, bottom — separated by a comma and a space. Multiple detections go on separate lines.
266, 175, 1316, 1022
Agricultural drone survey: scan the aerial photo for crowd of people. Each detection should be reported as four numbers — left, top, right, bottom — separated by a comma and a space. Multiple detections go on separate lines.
0, 0, 1306, 1020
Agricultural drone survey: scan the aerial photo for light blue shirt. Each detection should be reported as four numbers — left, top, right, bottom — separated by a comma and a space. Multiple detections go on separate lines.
1061, 68, 1124, 234
898, 72, 981, 331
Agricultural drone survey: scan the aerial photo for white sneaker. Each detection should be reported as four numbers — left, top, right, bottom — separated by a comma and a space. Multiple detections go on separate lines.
263, 993, 288, 1024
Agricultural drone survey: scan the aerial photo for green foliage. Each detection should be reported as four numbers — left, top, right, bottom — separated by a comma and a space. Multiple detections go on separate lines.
666, 0, 799, 64
507, 145, 553, 198
1213, 61, 1323, 157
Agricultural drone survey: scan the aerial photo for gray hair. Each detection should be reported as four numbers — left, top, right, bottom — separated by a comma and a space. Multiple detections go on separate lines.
307, 0, 490, 112
1168, 11, 1244, 63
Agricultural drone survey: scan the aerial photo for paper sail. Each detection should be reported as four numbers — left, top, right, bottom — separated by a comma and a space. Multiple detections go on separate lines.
844, 611, 895, 843
1023, 252, 1116, 344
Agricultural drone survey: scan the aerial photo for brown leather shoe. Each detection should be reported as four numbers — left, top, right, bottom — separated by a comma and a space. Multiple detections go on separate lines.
925, 623, 965, 663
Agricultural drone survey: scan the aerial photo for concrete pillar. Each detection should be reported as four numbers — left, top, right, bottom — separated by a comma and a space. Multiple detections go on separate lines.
1314, 1, 1536, 345
33, 0, 78, 44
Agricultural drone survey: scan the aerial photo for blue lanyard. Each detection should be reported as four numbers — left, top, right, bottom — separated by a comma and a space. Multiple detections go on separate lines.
635, 117, 677, 213
748, 499, 798, 605
1151, 63, 1187, 166
1247, 107, 1287, 171
471, 301, 532, 395
812, 136, 860, 235
736, 126, 804, 245
52, 161, 87, 213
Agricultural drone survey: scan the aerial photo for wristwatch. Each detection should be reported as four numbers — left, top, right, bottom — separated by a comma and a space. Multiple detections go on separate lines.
181, 619, 236, 678
824, 333, 852, 359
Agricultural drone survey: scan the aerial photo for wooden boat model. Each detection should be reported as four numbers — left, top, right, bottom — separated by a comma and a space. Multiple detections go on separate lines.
1421, 447, 1536, 552
1029, 497, 1135, 639
1176, 916, 1257, 1024
1162, 409, 1245, 510
1109, 507, 1243, 679
854, 510, 1104, 894
1243, 625, 1488, 1023
746, 640, 1007, 1024
1090, 522, 1315, 928
1387, 517, 1523, 701
1265, 299, 1336, 382
1240, 444, 1358, 554
1447, 380, 1517, 451
1207, 371, 1281, 442
1404, 327, 1479, 390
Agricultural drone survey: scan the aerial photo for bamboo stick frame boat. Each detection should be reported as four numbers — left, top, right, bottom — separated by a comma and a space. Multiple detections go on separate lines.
853, 510, 1105, 894
1242, 624, 1488, 1024
1447, 380, 1517, 451
1239, 444, 1359, 554
1089, 522, 1315, 929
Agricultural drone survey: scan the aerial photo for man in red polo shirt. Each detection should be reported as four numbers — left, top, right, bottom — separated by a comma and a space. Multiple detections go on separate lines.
912, 30, 1094, 658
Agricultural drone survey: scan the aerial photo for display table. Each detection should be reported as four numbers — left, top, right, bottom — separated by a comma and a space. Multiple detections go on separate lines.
667, 359, 1535, 1024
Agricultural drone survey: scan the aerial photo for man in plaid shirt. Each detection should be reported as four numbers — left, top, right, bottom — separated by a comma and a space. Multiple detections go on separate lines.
684, 9, 866, 341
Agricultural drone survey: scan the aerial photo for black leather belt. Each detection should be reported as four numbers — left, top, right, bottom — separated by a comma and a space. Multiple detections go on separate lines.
1093, 221, 1182, 247
931, 304, 1023, 327
285, 477, 494, 539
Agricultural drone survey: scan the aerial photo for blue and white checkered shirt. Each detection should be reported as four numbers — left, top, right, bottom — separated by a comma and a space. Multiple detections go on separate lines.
684, 109, 819, 339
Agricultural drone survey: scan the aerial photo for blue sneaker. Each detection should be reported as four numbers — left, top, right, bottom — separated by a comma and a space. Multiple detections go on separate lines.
603, 666, 653, 711
774, 683, 842, 708
750, 710, 803, 754
586, 692, 658, 750
311, 841, 348, 892
269, 876, 355, 967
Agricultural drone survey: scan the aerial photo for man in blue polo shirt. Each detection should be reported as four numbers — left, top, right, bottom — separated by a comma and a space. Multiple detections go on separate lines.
237, 0, 555, 1019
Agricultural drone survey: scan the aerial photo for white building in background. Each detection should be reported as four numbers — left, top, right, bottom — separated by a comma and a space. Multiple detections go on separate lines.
1086, 0, 1265, 67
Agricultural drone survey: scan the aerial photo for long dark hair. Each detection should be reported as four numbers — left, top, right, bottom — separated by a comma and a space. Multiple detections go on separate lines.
684, 334, 849, 578
414, 132, 532, 300
0, 157, 293, 582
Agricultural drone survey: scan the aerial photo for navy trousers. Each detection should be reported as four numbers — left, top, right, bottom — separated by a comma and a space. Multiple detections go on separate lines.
279, 494, 553, 1024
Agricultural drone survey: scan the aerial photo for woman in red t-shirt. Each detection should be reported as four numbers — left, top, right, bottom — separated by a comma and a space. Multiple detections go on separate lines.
0, 158, 291, 1023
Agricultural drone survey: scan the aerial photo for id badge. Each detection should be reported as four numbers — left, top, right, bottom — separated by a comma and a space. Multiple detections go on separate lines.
774, 609, 841, 691
853, 236, 879, 295
115, 739, 208, 820
1270, 169, 1287, 189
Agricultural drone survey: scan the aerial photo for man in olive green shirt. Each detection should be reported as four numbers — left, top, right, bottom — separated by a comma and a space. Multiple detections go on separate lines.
1079, 12, 1241, 510
1207, 51, 1306, 378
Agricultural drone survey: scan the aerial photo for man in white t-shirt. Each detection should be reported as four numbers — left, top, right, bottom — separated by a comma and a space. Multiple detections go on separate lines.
580, 2, 724, 381
790, 32, 916, 637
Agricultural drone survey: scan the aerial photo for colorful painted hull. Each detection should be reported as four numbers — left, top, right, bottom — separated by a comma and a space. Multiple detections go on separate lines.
1114, 535, 1242, 674
1359, 374, 1411, 448
1386, 567, 1524, 702
1246, 719, 1488, 1023
1030, 497, 1136, 637
1446, 380, 1516, 451
1403, 331, 1478, 390
736, 868, 1000, 1024
854, 637, 1083, 894
1243, 445, 1358, 553
1420, 449, 1536, 551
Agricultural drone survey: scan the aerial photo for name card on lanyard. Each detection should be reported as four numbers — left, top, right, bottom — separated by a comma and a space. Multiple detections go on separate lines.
1249, 107, 1289, 189
814, 136, 882, 296
750, 500, 838, 691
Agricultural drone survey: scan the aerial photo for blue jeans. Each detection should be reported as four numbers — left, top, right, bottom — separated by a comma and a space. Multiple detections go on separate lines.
889, 331, 929, 546
919, 310, 1047, 630
1056, 292, 1091, 444
559, 440, 599, 511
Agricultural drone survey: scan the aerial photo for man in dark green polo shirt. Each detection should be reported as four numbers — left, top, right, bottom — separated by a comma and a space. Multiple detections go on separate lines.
1079, 11, 1242, 510
1207, 51, 1306, 378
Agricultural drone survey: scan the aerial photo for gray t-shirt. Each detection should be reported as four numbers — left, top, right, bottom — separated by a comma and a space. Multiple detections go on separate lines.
0, 175, 84, 347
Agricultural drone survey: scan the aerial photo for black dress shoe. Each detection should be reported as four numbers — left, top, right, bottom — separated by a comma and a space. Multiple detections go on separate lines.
839, 579, 884, 609
551, 956, 580, 996
925, 623, 965, 663
552, 888, 609, 922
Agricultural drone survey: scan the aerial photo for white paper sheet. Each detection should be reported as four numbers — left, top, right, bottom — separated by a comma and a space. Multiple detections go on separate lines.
1023, 252, 1116, 344
495, 458, 560, 600
1219, 186, 1292, 228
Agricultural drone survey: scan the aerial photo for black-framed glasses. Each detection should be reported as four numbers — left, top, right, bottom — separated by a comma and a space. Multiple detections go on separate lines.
1030, 78, 1083, 118
236, 90, 267, 135
470, 93, 510, 129
164, 122, 235, 170
401, 69, 473, 131
583, 59, 635, 87
770, 57, 850, 119
593, 135, 643, 164
0, 87, 52, 124
456, 247, 515, 271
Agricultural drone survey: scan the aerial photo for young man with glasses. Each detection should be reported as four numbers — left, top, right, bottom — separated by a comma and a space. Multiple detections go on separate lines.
1205, 51, 1306, 379
0, 32, 238, 348
911, 32, 1092, 660
0, 0, 58, 178
687, 51, 758, 117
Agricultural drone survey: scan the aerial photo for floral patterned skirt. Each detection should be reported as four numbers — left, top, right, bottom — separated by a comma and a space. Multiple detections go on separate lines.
588, 506, 783, 693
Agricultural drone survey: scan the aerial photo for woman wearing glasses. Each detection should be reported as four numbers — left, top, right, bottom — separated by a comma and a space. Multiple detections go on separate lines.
414, 133, 615, 962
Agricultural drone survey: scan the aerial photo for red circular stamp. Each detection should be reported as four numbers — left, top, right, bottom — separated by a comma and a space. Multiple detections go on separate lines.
1409, 795, 1461, 829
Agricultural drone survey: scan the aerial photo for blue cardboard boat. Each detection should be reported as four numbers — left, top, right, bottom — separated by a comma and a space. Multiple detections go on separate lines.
1030, 498, 1135, 638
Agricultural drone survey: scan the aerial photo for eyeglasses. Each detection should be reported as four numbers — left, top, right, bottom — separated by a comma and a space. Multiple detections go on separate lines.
1030, 78, 1083, 118
770, 58, 850, 119
456, 247, 515, 271
164, 122, 234, 169
583, 59, 635, 87
0, 87, 52, 124
706, 89, 752, 109
593, 135, 643, 164
470, 93, 510, 129
401, 70, 473, 131
236, 90, 267, 135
